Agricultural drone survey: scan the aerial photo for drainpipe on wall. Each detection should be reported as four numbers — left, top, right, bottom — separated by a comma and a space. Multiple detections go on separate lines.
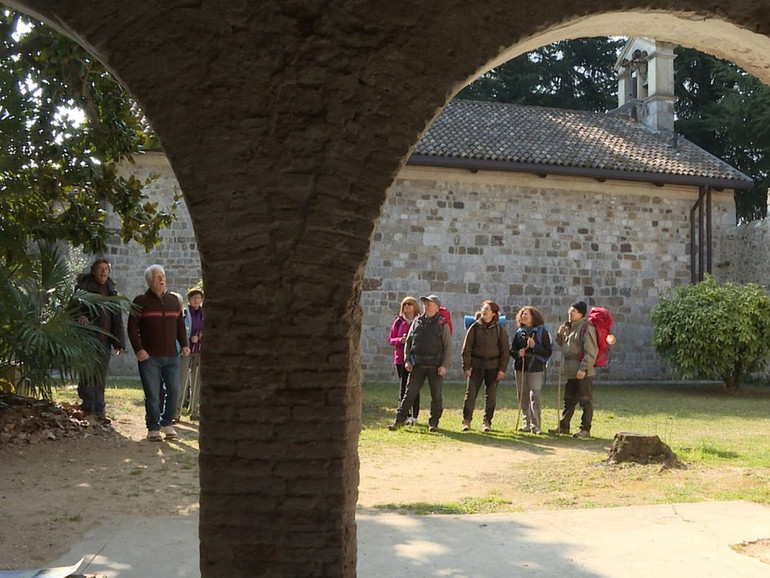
690, 185, 712, 283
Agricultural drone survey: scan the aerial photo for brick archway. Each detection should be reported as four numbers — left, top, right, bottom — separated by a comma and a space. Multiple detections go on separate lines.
8, 2, 770, 575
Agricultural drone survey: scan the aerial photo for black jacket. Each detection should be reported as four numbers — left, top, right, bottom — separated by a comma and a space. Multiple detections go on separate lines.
75, 274, 126, 351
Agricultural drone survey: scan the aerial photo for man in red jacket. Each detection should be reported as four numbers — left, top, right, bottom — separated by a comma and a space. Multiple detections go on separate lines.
128, 264, 190, 441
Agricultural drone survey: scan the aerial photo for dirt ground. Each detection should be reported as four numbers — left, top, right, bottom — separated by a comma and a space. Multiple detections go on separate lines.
1, 398, 768, 571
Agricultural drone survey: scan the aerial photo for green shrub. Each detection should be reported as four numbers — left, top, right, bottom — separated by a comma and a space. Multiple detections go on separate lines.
651, 275, 770, 392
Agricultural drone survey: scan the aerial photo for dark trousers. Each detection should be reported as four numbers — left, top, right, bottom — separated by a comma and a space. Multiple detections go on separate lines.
559, 376, 593, 433
462, 367, 499, 424
396, 365, 443, 427
77, 345, 111, 415
396, 364, 419, 419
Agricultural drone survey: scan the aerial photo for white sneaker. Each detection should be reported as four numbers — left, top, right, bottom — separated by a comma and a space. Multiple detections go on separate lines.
161, 425, 178, 439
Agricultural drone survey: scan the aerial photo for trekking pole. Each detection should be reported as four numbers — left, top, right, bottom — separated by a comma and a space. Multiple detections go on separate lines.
555, 357, 562, 431
514, 366, 522, 433
515, 344, 526, 433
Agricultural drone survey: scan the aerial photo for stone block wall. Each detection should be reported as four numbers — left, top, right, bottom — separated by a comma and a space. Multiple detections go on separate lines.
361, 166, 736, 382
103, 156, 752, 383
716, 218, 770, 288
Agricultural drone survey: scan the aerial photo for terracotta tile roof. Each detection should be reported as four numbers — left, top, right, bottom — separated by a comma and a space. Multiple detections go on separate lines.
410, 99, 753, 188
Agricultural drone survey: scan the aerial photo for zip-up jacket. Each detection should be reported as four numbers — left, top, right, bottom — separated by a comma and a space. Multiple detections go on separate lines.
128, 289, 188, 357
461, 320, 510, 373
404, 313, 452, 368
511, 325, 552, 373
75, 274, 126, 351
555, 317, 598, 378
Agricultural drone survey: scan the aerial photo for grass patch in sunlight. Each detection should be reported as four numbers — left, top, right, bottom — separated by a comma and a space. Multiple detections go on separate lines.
374, 495, 514, 515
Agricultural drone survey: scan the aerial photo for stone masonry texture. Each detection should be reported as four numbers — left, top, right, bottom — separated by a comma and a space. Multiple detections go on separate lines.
10, 1, 770, 576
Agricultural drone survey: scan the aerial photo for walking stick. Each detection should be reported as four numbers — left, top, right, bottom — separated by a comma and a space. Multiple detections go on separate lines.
514, 366, 522, 433
515, 346, 526, 433
555, 357, 562, 431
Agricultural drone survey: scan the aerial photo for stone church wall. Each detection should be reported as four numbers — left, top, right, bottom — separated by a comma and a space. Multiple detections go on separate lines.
362, 165, 736, 382
104, 154, 767, 382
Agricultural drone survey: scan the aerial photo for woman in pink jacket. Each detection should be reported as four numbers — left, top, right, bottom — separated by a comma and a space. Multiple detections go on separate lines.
389, 296, 420, 425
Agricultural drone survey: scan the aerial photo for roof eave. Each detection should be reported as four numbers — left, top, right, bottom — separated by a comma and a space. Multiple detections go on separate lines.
407, 154, 755, 191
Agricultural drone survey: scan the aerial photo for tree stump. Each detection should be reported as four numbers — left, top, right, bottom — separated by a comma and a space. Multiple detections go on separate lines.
604, 432, 686, 470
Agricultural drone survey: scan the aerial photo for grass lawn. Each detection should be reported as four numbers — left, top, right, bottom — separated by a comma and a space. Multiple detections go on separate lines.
360, 380, 770, 513
54, 377, 770, 514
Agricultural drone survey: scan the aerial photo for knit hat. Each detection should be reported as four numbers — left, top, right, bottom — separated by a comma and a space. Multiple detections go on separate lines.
571, 301, 587, 317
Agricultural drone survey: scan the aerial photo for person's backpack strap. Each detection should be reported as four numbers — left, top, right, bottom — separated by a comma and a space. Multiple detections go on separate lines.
533, 325, 550, 363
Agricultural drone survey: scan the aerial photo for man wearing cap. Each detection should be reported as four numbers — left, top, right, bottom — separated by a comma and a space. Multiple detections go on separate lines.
550, 301, 599, 438
388, 294, 452, 432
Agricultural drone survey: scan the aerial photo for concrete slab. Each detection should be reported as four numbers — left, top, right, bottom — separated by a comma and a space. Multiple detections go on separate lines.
51, 501, 770, 577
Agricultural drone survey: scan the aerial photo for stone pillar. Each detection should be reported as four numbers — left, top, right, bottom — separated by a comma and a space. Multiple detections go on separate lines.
11, 1, 770, 576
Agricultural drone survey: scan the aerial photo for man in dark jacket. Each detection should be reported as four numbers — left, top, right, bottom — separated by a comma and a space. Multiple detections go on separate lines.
128, 264, 189, 441
75, 258, 126, 423
388, 294, 452, 432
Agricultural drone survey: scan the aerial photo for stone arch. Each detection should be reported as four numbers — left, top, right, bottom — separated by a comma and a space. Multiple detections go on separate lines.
7, 2, 770, 576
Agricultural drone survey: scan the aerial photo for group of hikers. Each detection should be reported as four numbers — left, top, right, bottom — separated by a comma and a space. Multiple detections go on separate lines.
75, 259, 203, 441
76, 257, 601, 442
387, 295, 600, 438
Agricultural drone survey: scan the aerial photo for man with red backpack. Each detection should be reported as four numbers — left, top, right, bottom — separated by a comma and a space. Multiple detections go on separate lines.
388, 294, 452, 432
549, 301, 599, 439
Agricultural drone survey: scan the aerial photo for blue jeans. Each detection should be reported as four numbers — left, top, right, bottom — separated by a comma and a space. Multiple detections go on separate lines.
138, 356, 180, 431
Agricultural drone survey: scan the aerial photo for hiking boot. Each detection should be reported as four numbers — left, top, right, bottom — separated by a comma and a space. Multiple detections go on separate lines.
461, 420, 471, 432
96, 413, 111, 425
428, 425, 438, 432
147, 430, 162, 442
161, 425, 178, 439
518, 426, 532, 433
548, 427, 570, 436
387, 421, 405, 431
573, 429, 590, 439
482, 422, 491, 433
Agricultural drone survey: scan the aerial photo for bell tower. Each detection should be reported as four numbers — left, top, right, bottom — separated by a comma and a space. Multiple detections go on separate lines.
614, 38, 676, 132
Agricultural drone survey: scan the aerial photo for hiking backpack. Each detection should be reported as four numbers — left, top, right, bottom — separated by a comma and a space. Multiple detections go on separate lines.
438, 306, 453, 335
463, 314, 507, 330
577, 307, 615, 368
